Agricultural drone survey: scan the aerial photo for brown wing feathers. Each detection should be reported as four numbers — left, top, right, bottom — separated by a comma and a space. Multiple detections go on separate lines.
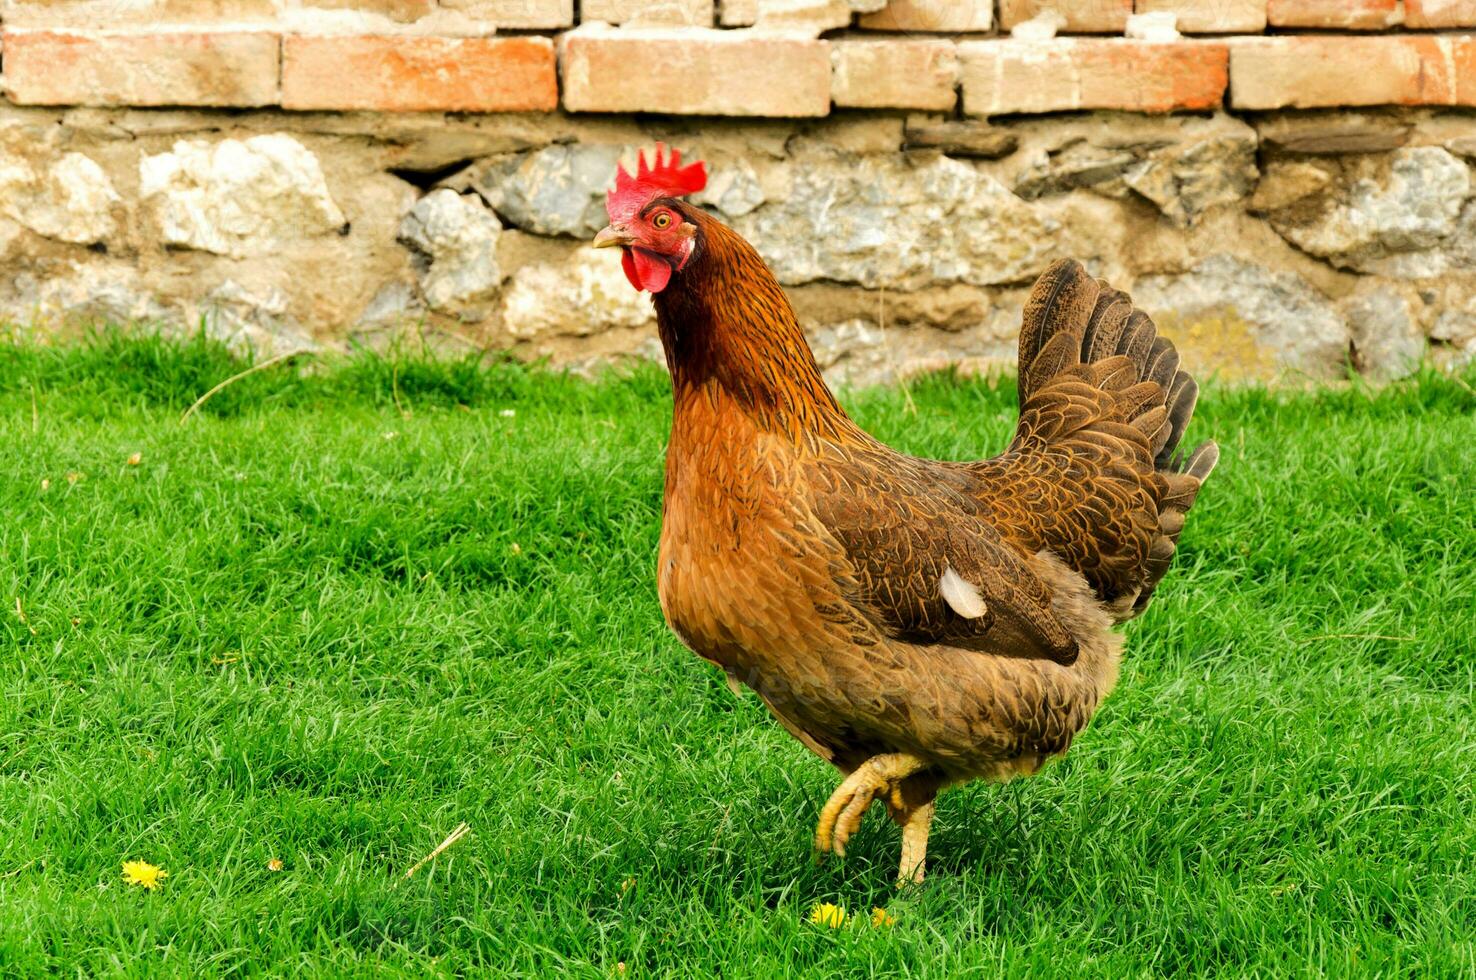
1012, 259, 1219, 614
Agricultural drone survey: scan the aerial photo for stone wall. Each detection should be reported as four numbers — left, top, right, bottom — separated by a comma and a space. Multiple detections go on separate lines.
2, 2, 1475, 383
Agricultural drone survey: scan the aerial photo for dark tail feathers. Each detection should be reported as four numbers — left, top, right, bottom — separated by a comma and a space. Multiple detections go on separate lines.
1018, 258, 1219, 613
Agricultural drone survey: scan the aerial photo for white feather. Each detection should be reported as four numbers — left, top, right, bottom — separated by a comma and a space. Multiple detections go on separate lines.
940, 565, 988, 619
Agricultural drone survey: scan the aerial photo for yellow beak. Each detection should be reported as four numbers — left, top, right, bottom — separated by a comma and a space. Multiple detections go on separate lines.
592, 225, 633, 249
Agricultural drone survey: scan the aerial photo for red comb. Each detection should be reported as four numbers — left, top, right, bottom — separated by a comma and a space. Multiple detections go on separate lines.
605, 143, 707, 223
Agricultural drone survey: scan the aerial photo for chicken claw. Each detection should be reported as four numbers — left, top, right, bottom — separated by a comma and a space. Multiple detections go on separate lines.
813, 753, 929, 867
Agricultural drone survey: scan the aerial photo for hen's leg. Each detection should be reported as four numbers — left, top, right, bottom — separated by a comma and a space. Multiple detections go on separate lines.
813, 753, 928, 859
893, 800, 935, 885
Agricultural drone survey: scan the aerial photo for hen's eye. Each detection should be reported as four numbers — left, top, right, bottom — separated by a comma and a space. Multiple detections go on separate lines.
653, 212, 672, 229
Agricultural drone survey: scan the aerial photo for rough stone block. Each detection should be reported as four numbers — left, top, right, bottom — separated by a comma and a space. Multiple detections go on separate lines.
999, 0, 1132, 33
1136, 0, 1266, 32
1343, 284, 1426, 380
730, 152, 1053, 288
1266, 0, 1397, 28
903, 118, 1018, 158
281, 35, 559, 112
857, 0, 994, 31
1405, 0, 1476, 27
3, 30, 280, 107
139, 133, 347, 258
1229, 36, 1476, 109
1263, 147, 1470, 277
1256, 112, 1413, 154
0, 150, 120, 244
832, 40, 957, 110
960, 39, 1228, 115
581, 0, 714, 25
1131, 254, 1351, 380
559, 27, 830, 116
399, 189, 503, 314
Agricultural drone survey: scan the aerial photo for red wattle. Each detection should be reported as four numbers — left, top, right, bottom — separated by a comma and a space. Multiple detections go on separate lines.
621, 249, 642, 291
622, 248, 673, 293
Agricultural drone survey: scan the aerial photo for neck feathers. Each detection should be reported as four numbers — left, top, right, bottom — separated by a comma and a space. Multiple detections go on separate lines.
653, 212, 849, 440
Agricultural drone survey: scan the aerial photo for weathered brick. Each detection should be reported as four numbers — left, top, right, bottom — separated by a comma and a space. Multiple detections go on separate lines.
857, 0, 994, 31
1405, 0, 1476, 27
1459, 38, 1476, 105
1230, 36, 1476, 109
336, 0, 572, 29
560, 27, 830, 116
1, 0, 573, 31
305, 0, 436, 21
718, 0, 757, 25
299, 0, 573, 30
281, 35, 558, 111
832, 40, 957, 110
999, 0, 1132, 33
343, 0, 572, 29
1266, 0, 1397, 28
1136, 0, 1266, 32
0, 0, 278, 28
2, 30, 279, 107
959, 39, 1227, 115
744, 0, 858, 33
581, 0, 712, 25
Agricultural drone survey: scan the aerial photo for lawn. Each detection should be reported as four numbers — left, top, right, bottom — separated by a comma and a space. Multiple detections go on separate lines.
2, 334, 1474, 977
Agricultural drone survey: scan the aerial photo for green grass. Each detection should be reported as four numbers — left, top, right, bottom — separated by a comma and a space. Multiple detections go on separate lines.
2, 333, 1474, 977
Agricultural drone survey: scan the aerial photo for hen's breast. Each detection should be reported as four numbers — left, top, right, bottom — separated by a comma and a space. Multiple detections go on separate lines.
657, 392, 847, 673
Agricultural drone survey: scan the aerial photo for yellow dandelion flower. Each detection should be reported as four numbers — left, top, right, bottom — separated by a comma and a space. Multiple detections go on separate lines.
122, 860, 168, 891
870, 907, 896, 928
267, 858, 284, 872
808, 902, 846, 928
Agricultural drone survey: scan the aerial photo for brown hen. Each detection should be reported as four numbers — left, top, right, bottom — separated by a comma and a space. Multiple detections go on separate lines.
593, 147, 1219, 884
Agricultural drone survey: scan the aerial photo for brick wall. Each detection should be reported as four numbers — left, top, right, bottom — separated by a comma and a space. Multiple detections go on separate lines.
1, 2, 1474, 115
2, 2, 1475, 383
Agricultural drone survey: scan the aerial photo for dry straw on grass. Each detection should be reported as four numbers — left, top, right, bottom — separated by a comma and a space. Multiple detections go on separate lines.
401, 822, 471, 881
179, 349, 314, 426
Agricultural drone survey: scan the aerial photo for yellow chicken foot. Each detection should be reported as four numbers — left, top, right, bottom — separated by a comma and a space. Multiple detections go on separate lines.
813, 753, 928, 860
895, 800, 935, 885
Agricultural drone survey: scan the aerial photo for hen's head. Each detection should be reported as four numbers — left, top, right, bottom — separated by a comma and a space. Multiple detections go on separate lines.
593, 144, 707, 294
